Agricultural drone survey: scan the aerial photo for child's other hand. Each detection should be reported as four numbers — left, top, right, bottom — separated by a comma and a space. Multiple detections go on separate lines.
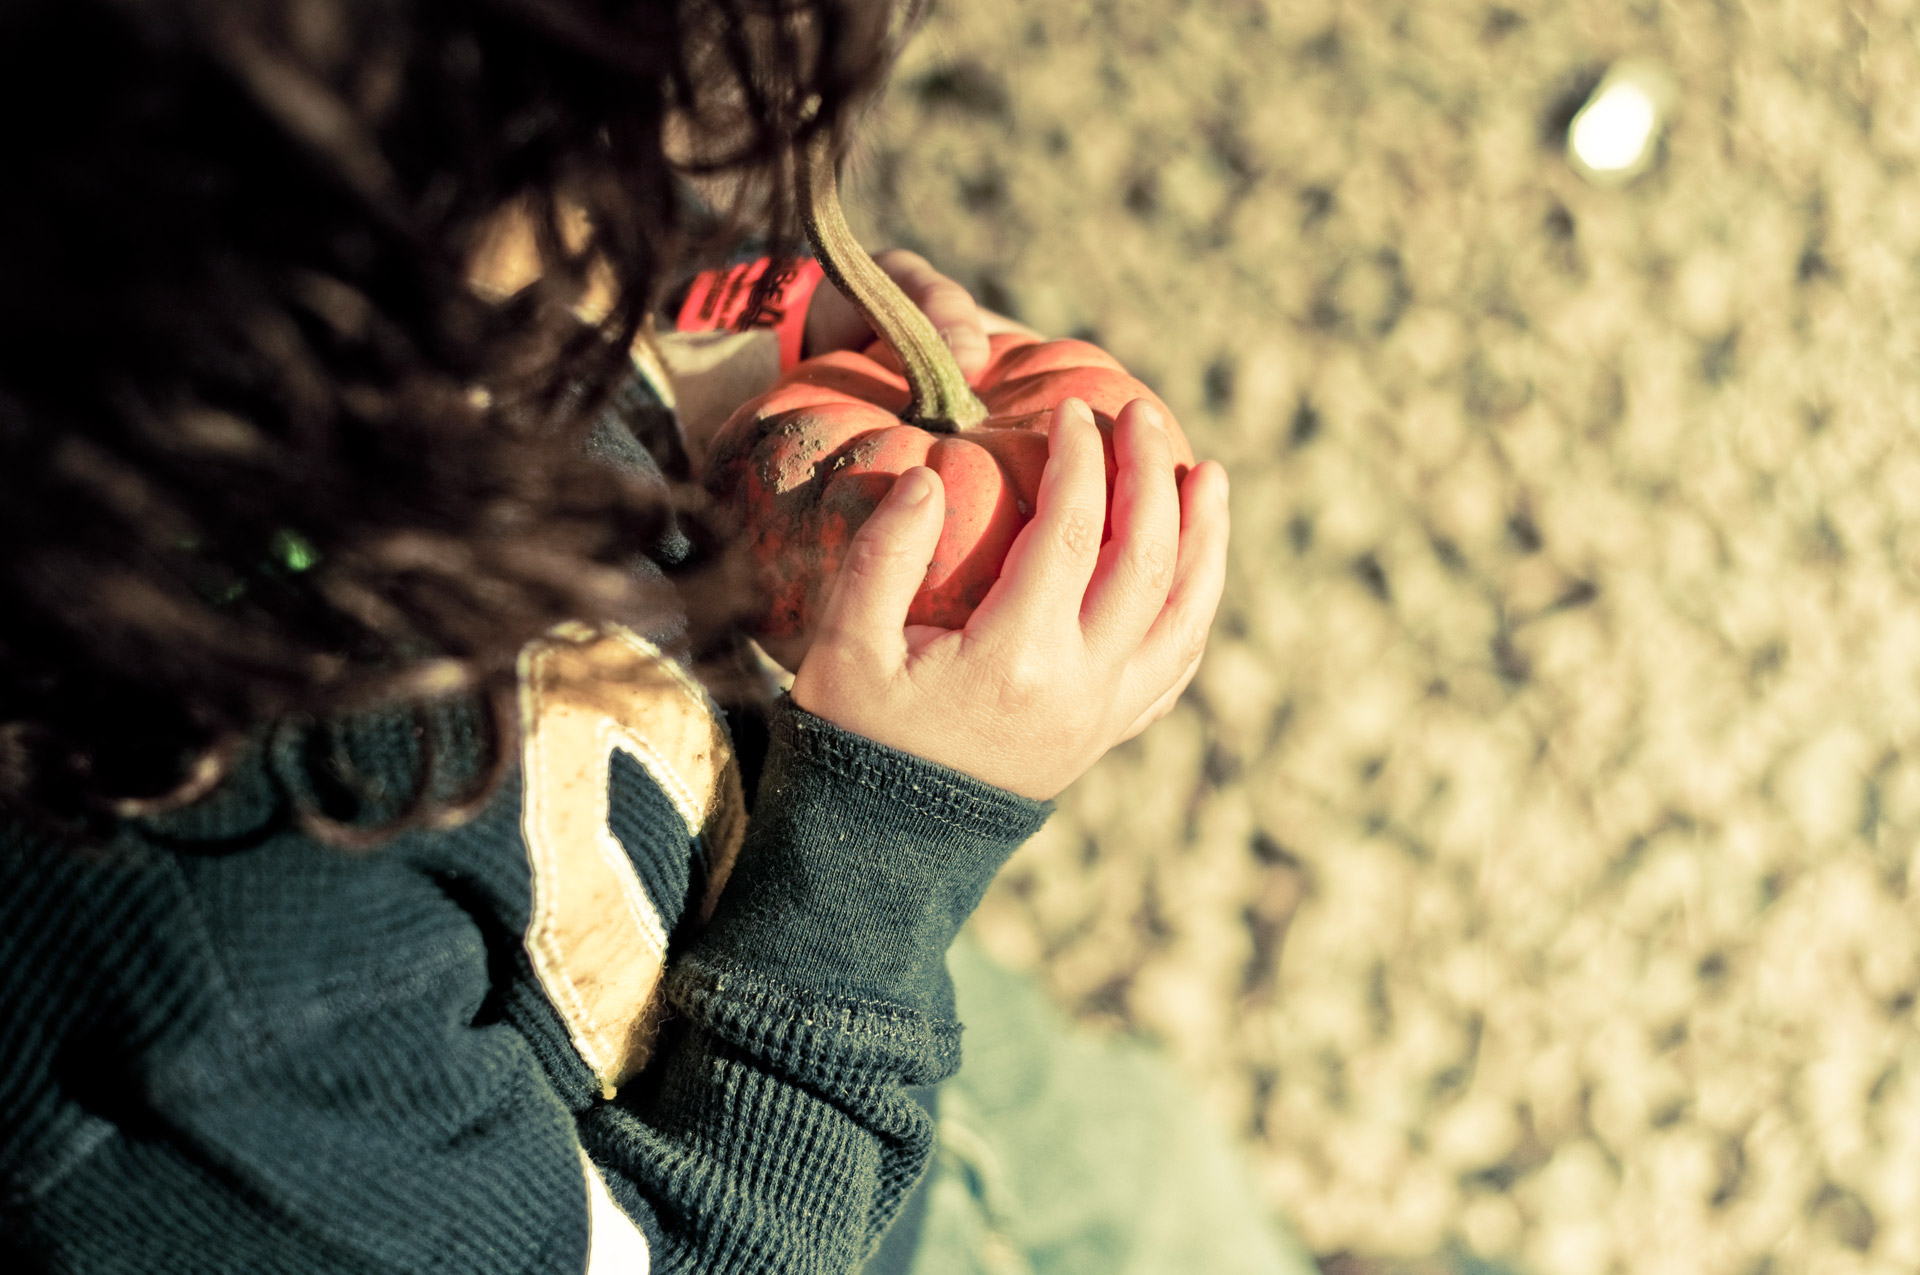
790, 396, 1229, 801
803, 249, 1035, 380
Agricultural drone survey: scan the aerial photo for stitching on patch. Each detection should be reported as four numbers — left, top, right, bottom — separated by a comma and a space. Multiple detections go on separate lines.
518, 627, 741, 1093
518, 644, 612, 1081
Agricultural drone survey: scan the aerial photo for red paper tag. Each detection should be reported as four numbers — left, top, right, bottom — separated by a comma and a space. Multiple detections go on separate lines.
674, 257, 826, 372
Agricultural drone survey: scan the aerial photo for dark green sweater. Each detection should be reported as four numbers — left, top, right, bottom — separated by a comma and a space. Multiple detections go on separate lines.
0, 691, 1049, 1273
0, 359, 1053, 1271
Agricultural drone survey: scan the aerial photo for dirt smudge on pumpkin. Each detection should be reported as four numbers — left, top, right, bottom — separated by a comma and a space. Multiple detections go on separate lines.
758, 414, 834, 494
820, 470, 891, 524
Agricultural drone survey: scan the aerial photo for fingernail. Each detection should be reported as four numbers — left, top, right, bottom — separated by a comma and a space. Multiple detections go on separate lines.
1134, 401, 1165, 432
894, 469, 930, 505
1058, 398, 1091, 426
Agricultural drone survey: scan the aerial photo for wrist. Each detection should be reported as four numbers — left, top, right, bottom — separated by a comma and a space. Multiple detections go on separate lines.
689, 696, 1052, 1017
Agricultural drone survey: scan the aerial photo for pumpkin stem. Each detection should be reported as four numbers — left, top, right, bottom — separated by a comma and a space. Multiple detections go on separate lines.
800, 132, 988, 433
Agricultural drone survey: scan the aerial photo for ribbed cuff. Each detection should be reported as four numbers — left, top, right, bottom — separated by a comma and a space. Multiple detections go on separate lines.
687, 697, 1053, 1021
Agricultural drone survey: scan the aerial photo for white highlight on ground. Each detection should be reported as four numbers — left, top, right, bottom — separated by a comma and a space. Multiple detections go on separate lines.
1565, 61, 1676, 186
1570, 81, 1658, 173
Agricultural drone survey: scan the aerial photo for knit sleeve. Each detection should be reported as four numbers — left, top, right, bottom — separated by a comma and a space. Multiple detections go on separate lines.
0, 811, 598, 1275
578, 696, 1053, 1273
1, 687, 1048, 1275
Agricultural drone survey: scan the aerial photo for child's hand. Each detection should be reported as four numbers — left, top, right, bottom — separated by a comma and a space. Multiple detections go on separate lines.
790, 396, 1229, 801
803, 249, 1036, 381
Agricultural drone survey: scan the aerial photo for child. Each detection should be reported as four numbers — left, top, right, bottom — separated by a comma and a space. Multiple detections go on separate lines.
0, 2, 1228, 1272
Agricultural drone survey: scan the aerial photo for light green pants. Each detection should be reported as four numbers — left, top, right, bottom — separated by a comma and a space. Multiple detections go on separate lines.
901, 937, 1321, 1275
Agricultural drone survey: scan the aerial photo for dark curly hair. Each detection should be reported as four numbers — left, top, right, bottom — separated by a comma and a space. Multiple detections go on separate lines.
0, 0, 903, 836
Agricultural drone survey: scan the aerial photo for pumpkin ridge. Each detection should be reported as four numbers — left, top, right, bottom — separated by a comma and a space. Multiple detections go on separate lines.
698, 300, 1195, 662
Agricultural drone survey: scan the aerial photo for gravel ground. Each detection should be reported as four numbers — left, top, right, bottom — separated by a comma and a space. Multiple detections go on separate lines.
846, 2, 1920, 1272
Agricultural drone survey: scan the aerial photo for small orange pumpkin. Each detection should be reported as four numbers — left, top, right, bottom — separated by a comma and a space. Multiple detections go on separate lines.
701, 136, 1195, 664
704, 334, 1193, 651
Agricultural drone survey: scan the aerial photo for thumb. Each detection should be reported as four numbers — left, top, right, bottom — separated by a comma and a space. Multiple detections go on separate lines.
874, 250, 990, 379
811, 467, 945, 664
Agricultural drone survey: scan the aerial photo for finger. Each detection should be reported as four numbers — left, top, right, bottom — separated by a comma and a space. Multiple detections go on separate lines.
970, 398, 1109, 638
980, 308, 1044, 339
1119, 650, 1203, 742
873, 249, 990, 378
1081, 399, 1181, 661
803, 280, 867, 358
805, 467, 946, 671
1125, 460, 1229, 706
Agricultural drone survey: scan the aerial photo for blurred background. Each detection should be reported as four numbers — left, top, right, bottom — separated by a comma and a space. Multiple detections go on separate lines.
845, 1, 1920, 1272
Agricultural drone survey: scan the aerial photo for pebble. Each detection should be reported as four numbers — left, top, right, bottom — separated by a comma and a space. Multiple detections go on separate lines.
862, 1, 1920, 1269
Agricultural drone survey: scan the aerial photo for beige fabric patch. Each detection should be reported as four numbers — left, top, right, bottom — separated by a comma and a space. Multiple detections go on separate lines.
581, 1149, 651, 1274
519, 624, 746, 1096
649, 328, 782, 475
